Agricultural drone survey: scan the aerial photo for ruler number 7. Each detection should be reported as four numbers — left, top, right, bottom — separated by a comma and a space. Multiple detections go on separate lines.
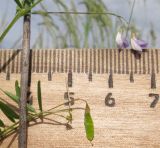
149, 93, 159, 108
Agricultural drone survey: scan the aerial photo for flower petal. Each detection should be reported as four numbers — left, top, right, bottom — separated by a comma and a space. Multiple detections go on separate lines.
116, 32, 123, 48
116, 32, 129, 49
134, 39, 148, 48
131, 38, 142, 52
123, 38, 129, 48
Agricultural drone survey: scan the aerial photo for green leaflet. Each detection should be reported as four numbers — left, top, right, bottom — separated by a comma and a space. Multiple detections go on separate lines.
14, 0, 23, 8
27, 104, 36, 113
0, 101, 19, 123
0, 88, 19, 104
0, 119, 5, 127
84, 103, 94, 142
0, 87, 36, 113
37, 81, 43, 112
15, 80, 21, 98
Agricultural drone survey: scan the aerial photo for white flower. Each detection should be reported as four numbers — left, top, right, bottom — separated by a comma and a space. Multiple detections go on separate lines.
131, 36, 148, 52
116, 32, 129, 49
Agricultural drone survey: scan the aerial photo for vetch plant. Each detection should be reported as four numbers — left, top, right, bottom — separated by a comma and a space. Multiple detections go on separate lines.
0, 80, 94, 144
115, 0, 148, 52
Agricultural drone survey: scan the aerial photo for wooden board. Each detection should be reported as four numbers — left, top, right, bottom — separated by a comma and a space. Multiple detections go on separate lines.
0, 49, 160, 148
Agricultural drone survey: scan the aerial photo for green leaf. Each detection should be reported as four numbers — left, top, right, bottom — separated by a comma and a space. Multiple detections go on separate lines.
27, 104, 36, 113
15, 80, 21, 98
37, 81, 42, 112
14, 0, 23, 8
0, 119, 5, 127
84, 103, 94, 142
0, 101, 19, 123
0, 88, 36, 113
0, 0, 42, 43
0, 88, 19, 104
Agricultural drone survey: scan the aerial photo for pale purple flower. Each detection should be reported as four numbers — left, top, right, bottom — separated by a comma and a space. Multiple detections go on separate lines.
131, 36, 148, 52
116, 32, 129, 49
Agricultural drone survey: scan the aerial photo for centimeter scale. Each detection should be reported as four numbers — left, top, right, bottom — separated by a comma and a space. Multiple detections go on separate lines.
0, 49, 160, 148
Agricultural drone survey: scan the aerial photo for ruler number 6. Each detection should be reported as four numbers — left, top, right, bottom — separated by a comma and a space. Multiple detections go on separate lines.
149, 93, 159, 108
105, 93, 115, 107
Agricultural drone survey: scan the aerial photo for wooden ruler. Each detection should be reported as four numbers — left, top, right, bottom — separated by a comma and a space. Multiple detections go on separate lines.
0, 49, 160, 148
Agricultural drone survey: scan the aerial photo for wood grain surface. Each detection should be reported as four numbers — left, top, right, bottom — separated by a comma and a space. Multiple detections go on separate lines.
0, 49, 160, 148
0, 73, 160, 148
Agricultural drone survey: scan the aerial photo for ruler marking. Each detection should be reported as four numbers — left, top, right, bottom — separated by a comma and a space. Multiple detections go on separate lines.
118, 50, 121, 74
36, 50, 40, 73
155, 49, 159, 73
114, 49, 117, 74
65, 50, 67, 73
3, 50, 7, 73
43, 50, 45, 72
139, 54, 142, 74
53, 50, 56, 73
142, 51, 146, 74
89, 49, 92, 72
93, 49, 96, 73
69, 50, 72, 71
85, 49, 88, 73
126, 50, 129, 74
110, 49, 113, 73
134, 53, 137, 74
151, 49, 156, 88
40, 50, 43, 73
130, 50, 133, 73
106, 49, 108, 73
0, 49, 160, 75
48, 50, 51, 72
147, 51, 150, 74
44, 50, 48, 73
11, 50, 15, 73
7, 50, 10, 73
102, 49, 104, 74
122, 50, 125, 74
73, 49, 76, 72
77, 50, 80, 73
98, 49, 100, 74
151, 49, 155, 73
61, 50, 64, 73
82, 49, 84, 73
16, 50, 19, 74
57, 50, 60, 72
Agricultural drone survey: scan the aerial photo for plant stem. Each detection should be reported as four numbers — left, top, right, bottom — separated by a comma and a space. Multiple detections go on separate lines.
47, 98, 87, 112
19, 13, 31, 148
125, 0, 136, 38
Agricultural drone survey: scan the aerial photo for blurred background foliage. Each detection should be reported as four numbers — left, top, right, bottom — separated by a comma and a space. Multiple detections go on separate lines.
0, 0, 159, 49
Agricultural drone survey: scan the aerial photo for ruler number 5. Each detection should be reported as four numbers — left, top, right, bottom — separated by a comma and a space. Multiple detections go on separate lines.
105, 93, 115, 107
149, 93, 159, 108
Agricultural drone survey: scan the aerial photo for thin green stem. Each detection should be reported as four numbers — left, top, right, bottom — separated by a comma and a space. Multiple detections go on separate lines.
125, 0, 136, 38
47, 98, 87, 112
32, 11, 129, 25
